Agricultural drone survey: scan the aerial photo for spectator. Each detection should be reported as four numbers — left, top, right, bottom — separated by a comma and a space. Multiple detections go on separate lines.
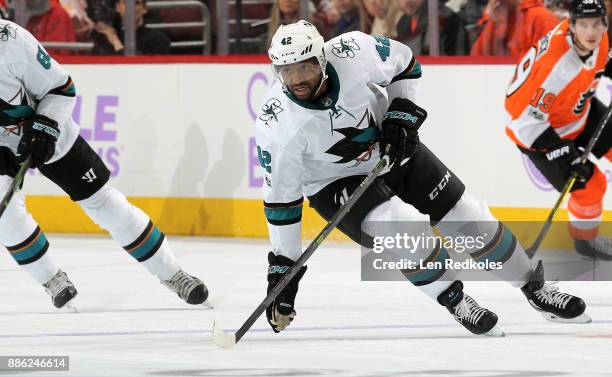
0, 0, 10, 19
470, 0, 559, 58
266, 0, 302, 48
60, 0, 95, 41
455, 0, 488, 49
362, 0, 402, 36
92, 0, 171, 55
395, 0, 466, 55
312, 0, 340, 39
26, 0, 77, 55
330, 0, 369, 37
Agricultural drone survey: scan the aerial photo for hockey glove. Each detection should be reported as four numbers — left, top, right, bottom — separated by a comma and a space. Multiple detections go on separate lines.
604, 51, 612, 79
542, 140, 594, 191
266, 251, 307, 333
0, 147, 18, 177
379, 98, 426, 168
17, 114, 60, 168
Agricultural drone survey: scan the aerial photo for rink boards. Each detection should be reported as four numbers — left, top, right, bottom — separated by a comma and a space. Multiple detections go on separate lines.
21, 60, 612, 241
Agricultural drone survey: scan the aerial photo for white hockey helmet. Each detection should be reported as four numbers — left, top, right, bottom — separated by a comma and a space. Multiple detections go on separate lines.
268, 20, 328, 91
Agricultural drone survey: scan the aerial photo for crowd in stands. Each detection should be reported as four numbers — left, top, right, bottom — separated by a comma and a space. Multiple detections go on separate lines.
1, 0, 610, 57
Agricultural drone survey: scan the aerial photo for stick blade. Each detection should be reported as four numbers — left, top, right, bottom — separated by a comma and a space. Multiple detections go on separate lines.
212, 321, 236, 349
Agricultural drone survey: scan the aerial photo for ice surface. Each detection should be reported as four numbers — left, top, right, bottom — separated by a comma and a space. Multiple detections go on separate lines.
0, 235, 610, 376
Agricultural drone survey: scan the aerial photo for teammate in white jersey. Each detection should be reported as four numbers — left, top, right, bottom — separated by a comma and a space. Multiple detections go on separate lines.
0, 21, 208, 309
256, 20, 590, 336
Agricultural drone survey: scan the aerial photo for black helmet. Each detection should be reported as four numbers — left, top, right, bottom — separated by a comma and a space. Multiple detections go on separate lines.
569, 0, 606, 21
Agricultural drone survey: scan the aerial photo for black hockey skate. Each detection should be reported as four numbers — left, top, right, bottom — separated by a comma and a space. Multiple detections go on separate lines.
574, 236, 612, 261
162, 269, 209, 305
437, 280, 503, 336
43, 269, 78, 309
521, 260, 590, 323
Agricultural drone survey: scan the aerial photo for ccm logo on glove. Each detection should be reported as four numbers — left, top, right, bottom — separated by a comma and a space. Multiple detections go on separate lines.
383, 111, 419, 123
32, 122, 60, 139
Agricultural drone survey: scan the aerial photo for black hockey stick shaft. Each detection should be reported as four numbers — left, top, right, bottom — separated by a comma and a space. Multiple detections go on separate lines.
0, 155, 31, 219
526, 101, 612, 258
232, 155, 390, 344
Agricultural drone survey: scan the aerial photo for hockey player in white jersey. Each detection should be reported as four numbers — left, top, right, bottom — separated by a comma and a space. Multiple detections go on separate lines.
256, 20, 590, 336
0, 21, 208, 309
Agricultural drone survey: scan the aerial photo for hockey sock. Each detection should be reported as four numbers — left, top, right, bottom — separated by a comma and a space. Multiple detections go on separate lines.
79, 185, 180, 280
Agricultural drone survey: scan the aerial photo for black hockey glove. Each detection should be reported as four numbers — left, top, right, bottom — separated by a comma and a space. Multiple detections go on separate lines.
266, 251, 307, 333
17, 114, 60, 168
379, 98, 426, 168
604, 51, 612, 79
542, 140, 594, 191
0, 147, 18, 177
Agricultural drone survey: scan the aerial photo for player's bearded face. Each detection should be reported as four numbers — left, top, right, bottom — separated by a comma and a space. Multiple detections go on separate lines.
571, 18, 607, 52
275, 60, 323, 101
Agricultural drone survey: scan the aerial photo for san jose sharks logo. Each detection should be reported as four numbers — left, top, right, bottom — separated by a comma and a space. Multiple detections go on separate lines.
0, 23, 16, 42
325, 109, 379, 166
0, 87, 34, 136
331, 37, 360, 58
259, 98, 283, 127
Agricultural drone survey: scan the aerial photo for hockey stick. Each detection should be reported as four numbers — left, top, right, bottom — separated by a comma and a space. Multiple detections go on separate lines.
525, 101, 612, 259
0, 155, 32, 219
212, 154, 390, 349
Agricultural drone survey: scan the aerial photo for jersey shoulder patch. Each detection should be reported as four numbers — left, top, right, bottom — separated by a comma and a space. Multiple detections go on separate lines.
326, 31, 365, 60
256, 83, 288, 129
0, 22, 17, 43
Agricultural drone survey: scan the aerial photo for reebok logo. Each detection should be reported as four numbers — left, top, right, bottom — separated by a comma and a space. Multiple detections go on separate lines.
81, 168, 97, 183
428, 171, 452, 200
546, 146, 570, 161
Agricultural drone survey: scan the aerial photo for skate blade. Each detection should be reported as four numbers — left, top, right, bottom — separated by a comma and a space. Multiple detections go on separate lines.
201, 301, 214, 310
542, 312, 592, 323
483, 326, 505, 337
212, 321, 236, 349
59, 297, 79, 313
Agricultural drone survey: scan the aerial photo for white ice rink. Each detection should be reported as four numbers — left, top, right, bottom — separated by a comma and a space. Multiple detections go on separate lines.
0, 235, 611, 377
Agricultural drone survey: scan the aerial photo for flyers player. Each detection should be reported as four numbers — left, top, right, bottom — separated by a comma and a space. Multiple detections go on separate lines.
505, 0, 612, 260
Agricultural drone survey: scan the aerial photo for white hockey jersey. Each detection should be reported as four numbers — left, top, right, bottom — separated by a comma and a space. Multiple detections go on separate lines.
0, 21, 79, 163
255, 31, 421, 260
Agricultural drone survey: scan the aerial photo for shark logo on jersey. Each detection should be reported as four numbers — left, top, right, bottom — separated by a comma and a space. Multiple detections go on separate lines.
331, 38, 360, 58
0, 23, 16, 41
0, 88, 34, 129
259, 98, 283, 126
324, 109, 379, 165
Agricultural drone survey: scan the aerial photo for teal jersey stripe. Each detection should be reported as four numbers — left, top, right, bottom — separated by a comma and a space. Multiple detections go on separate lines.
408, 60, 423, 76
473, 226, 515, 263
129, 226, 162, 260
351, 127, 379, 143
11, 232, 48, 262
63, 83, 76, 96
3, 105, 35, 122
264, 206, 303, 222
403, 247, 449, 284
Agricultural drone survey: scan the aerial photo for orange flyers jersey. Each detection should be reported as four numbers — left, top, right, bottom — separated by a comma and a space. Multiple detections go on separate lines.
504, 19, 608, 149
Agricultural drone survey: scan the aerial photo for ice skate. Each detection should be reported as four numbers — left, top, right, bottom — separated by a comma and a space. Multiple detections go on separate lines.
43, 269, 78, 310
574, 236, 612, 261
438, 281, 504, 336
521, 261, 591, 323
162, 269, 209, 305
